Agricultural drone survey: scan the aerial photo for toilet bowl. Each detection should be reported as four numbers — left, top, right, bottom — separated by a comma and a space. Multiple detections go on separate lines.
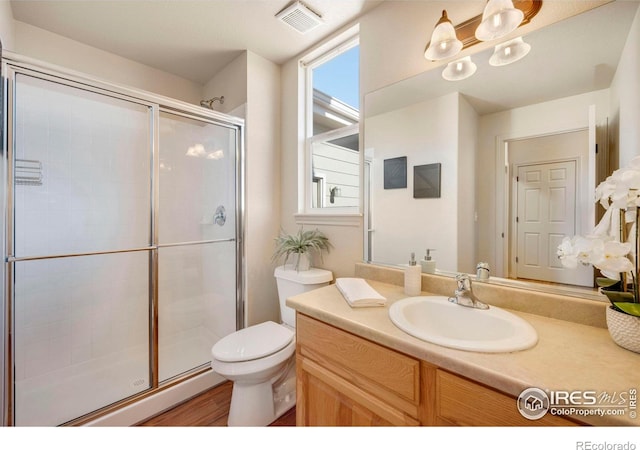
210, 265, 333, 426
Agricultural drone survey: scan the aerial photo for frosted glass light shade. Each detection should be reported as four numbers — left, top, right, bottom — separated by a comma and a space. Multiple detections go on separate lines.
475, 0, 524, 41
424, 10, 463, 61
489, 37, 531, 66
442, 56, 477, 81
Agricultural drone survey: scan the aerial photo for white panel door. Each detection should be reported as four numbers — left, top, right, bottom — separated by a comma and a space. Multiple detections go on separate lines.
516, 160, 590, 286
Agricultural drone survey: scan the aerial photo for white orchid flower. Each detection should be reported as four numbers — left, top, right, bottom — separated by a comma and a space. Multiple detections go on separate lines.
594, 157, 640, 210
595, 179, 616, 209
557, 236, 597, 269
591, 207, 615, 238
589, 240, 634, 279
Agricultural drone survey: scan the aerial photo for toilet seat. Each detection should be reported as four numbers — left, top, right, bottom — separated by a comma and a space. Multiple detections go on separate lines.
211, 321, 294, 362
211, 339, 296, 379
211, 321, 295, 363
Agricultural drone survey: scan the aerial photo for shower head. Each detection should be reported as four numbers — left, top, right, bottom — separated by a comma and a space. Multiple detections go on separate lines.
200, 96, 225, 109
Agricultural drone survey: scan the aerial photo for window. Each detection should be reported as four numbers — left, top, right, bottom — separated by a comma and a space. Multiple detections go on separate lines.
300, 33, 360, 217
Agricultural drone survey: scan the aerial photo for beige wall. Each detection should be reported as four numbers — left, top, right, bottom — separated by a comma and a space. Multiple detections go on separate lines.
3, 8, 202, 106
279, 58, 302, 233
0, 1, 15, 49
244, 51, 282, 326
203, 52, 248, 115
611, 5, 640, 167
13, 21, 203, 104
457, 95, 478, 274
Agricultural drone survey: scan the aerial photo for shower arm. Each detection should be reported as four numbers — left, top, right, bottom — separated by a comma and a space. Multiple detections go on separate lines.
200, 96, 225, 109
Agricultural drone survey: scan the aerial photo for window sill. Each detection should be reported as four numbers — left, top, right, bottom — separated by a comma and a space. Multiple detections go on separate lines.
294, 213, 362, 227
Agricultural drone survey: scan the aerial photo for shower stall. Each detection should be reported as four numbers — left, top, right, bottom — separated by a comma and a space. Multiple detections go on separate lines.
1, 54, 244, 426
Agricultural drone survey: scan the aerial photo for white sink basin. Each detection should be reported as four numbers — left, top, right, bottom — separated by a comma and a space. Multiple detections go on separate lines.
389, 296, 538, 353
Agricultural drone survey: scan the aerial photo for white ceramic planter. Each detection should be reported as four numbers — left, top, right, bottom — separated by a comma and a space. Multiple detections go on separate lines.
295, 252, 311, 271
606, 306, 640, 354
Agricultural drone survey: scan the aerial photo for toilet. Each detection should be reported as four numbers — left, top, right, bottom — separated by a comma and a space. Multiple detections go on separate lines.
211, 265, 333, 426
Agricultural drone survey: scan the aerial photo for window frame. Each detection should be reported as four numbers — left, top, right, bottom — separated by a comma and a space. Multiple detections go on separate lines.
296, 29, 362, 226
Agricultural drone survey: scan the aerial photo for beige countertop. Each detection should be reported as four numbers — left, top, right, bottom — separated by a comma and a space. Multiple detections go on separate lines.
287, 279, 639, 426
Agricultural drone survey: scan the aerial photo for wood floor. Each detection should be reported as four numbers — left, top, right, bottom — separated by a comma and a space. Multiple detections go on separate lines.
137, 381, 296, 426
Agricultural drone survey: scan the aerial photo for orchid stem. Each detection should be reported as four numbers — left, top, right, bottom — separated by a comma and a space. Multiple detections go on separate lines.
620, 209, 627, 292
631, 206, 640, 303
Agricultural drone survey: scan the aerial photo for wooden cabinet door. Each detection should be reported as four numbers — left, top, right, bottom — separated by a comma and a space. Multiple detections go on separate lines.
297, 356, 419, 426
435, 369, 582, 426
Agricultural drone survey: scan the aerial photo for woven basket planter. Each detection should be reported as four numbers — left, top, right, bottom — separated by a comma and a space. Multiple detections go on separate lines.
606, 306, 640, 354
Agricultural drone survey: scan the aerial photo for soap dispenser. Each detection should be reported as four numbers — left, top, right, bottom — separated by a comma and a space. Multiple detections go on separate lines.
420, 249, 436, 274
404, 252, 422, 296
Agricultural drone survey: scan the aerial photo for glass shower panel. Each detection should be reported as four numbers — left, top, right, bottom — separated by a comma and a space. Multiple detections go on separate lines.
13, 252, 150, 426
158, 112, 236, 244
158, 111, 237, 381
13, 74, 152, 257
158, 241, 236, 382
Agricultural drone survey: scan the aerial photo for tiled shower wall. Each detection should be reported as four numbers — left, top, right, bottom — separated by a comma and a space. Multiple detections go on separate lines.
14, 75, 152, 386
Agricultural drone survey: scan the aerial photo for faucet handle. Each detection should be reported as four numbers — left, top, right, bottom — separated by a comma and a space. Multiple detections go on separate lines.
455, 273, 471, 292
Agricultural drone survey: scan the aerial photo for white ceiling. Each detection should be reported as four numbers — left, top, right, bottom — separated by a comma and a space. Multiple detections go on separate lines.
9, 0, 383, 84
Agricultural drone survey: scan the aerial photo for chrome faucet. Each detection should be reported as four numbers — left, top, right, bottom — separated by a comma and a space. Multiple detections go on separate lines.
448, 274, 489, 310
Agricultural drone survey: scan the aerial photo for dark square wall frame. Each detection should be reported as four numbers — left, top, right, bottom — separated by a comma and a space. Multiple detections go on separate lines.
414, 163, 441, 198
383, 156, 407, 189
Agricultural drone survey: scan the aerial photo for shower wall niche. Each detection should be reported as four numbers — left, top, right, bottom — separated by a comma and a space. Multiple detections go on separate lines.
2, 58, 244, 426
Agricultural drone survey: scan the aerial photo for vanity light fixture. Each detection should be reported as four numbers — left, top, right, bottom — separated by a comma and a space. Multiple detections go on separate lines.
475, 0, 524, 41
489, 36, 531, 66
424, 10, 463, 61
442, 56, 477, 81
423, 1, 540, 61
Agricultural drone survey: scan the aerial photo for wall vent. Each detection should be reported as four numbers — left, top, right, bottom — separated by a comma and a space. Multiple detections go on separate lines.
276, 1, 323, 34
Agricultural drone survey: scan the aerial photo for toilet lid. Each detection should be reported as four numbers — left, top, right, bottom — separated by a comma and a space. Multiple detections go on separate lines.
211, 321, 294, 362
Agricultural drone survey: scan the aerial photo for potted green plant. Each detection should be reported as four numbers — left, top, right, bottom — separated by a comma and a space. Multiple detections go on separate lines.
272, 228, 332, 271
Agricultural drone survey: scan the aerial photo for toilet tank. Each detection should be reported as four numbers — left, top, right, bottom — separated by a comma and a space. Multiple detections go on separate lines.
274, 265, 333, 328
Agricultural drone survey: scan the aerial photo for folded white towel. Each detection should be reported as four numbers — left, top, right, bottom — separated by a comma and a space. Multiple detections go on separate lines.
335, 278, 387, 308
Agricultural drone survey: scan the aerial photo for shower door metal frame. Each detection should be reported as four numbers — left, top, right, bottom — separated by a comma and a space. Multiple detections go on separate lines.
1, 51, 245, 426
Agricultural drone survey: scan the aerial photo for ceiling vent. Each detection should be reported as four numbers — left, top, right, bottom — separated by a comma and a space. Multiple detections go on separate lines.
276, 1, 323, 34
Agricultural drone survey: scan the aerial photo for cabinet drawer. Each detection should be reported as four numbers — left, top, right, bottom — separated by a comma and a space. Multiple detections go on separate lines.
296, 313, 420, 417
436, 370, 581, 426
299, 356, 420, 426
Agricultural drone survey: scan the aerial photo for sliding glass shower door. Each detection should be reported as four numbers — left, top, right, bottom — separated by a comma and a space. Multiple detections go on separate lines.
157, 112, 237, 382
6, 66, 242, 426
11, 74, 153, 426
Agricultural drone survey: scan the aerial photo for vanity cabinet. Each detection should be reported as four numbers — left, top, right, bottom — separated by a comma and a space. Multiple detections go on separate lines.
296, 313, 420, 426
295, 313, 583, 427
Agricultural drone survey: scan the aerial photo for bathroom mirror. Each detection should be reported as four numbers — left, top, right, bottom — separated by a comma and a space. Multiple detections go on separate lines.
363, 1, 640, 301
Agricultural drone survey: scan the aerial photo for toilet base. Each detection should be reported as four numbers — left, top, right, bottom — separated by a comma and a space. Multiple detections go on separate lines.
228, 380, 277, 426
273, 368, 296, 419
227, 359, 296, 426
